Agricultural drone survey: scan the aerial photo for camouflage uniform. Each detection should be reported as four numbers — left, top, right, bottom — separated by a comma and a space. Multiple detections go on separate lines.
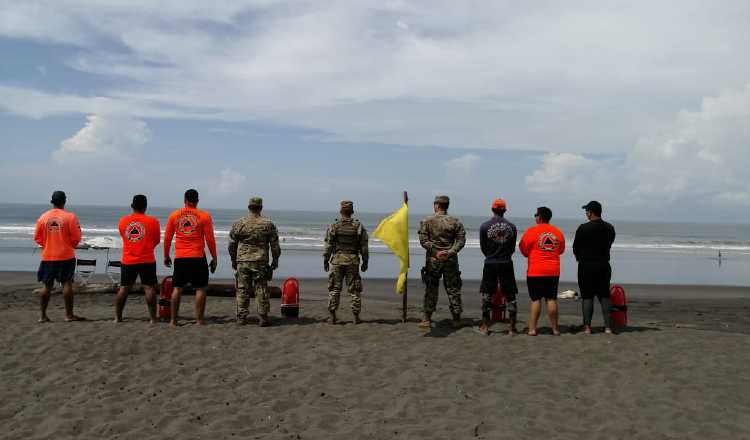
418, 196, 466, 317
323, 201, 369, 316
228, 197, 281, 322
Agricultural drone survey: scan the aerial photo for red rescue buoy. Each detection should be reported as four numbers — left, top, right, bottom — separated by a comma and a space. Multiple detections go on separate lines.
281, 277, 300, 318
159, 276, 173, 321
609, 284, 628, 328
491, 285, 507, 322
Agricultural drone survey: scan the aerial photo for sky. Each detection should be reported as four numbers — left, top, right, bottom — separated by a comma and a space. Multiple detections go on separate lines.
1, 1, 749, 221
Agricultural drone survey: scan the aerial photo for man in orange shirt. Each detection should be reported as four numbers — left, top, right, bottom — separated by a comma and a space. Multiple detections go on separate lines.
34, 190, 84, 322
115, 194, 161, 323
163, 189, 218, 326
519, 206, 565, 336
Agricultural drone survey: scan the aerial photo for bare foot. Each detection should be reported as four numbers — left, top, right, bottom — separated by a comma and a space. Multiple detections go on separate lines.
149, 319, 157, 325
113, 318, 123, 323
196, 319, 206, 326
64, 315, 86, 322
38, 316, 51, 323
508, 327, 518, 335
552, 328, 561, 336
169, 320, 178, 328
583, 325, 593, 334
418, 319, 431, 329
604, 327, 613, 334
527, 329, 538, 336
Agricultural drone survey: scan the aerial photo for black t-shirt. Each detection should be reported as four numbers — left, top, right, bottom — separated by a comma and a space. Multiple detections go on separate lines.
479, 216, 517, 263
572, 219, 616, 262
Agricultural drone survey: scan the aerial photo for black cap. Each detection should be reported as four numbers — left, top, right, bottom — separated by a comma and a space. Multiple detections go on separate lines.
582, 200, 602, 215
51, 191, 66, 205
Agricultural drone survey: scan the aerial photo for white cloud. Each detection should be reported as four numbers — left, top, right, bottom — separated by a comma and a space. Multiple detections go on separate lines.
212, 168, 247, 194
54, 114, 150, 161
1, 1, 749, 154
526, 84, 750, 207
444, 153, 480, 180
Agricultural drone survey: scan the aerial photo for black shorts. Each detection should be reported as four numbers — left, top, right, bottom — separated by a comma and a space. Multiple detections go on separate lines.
37, 259, 76, 284
173, 257, 209, 288
480, 261, 518, 297
527, 276, 559, 301
121, 262, 158, 287
577, 261, 612, 299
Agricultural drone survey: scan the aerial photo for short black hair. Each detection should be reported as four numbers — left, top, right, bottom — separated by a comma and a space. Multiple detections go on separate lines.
492, 207, 506, 216
131, 194, 147, 212
435, 201, 449, 210
184, 189, 199, 204
536, 206, 552, 223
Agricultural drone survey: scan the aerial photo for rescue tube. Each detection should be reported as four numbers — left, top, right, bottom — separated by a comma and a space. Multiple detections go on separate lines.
609, 284, 628, 328
491, 285, 507, 322
159, 276, 173, 321
281, 277, 300, 318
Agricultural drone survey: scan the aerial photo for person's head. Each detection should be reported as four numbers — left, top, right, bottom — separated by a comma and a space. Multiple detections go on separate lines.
535, 206, 552, 224
491, 198, 506, 216
131, 194, 148, 213
50, 190, 66, 209
340, 200, 354, 217
184, 189, 199, 207
433, 195, 449, 213
248, 196, 263, 214
582, 200, 602, 220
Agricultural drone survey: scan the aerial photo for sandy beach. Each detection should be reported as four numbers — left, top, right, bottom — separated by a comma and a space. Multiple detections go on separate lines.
1, 270, 749, 439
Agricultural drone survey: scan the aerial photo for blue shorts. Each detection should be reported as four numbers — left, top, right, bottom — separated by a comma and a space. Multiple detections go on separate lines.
37, 259, 76, 284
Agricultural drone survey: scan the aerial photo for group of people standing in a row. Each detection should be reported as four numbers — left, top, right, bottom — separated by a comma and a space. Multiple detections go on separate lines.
33, 190, 616, 334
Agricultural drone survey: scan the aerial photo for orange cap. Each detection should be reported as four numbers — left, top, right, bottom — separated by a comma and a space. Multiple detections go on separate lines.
492, 199, 506, 209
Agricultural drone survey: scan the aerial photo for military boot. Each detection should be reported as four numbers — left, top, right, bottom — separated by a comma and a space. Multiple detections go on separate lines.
328, 311, 337, 325
352, 313, 362, 325
418, 313, 432, 329
259, 314, 272, 327
452, 313, 463, 329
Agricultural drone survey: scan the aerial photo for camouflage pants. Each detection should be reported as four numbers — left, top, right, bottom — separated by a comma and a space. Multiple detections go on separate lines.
422, 258, 462, 316
236, 262, 269, 320
328, 264, 362, 314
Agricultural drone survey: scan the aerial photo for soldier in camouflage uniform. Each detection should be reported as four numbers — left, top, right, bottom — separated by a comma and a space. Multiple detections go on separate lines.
418, 195, 467, 329
323, 200, 369, 325
228, 197, 281, 327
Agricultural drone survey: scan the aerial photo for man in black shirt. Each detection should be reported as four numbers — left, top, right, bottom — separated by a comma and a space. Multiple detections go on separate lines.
573, 201, 616, 334
478, 199, 518, 335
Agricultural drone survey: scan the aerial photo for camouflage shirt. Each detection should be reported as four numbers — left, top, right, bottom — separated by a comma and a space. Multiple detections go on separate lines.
418, 213, 466, 260
323, 217, 369, 266
228, 213, 281, 265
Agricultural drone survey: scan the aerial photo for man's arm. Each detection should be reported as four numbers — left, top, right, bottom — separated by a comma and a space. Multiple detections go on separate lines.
322, 225, 334, 271
34, 217, 45, 247
152, 218, 161, 247
558, 228, 566, 255
418, 220, 434, 253
163, 215, 175, 265
228, 223, 239, 267
269, 223, 281, 270
572, 225, 582, 261
204, 215, 218, 260
69, 215, 82, 248
360, 226, 369, 271
449, 220, 466, 255
519, 230, 531, 257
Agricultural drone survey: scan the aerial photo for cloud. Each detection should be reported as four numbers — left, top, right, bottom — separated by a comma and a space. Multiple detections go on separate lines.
526, 84, 750, 207
444, 153, 480, 180
54, 114, 150, 161
1, 1, 749, 154
212, 168, 247, 194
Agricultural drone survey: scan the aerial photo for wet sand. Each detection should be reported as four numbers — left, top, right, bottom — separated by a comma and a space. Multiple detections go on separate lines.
1, 271, 749, 439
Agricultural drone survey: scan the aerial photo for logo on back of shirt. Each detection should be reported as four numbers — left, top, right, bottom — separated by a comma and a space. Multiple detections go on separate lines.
537, 232, 559, 252
125, 221, 145, 242
487, 222, 513, 244
178, 213, 199, 235
46, 217, 63, 233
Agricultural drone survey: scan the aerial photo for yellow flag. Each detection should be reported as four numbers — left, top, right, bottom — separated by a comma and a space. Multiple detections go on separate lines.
373, 202, 410, 294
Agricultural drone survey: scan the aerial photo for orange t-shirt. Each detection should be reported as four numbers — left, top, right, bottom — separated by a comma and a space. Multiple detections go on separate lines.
118, 213, 161, 265
519, 223, 566, 277
163, 207, 217, 259
34, 208, 82, 261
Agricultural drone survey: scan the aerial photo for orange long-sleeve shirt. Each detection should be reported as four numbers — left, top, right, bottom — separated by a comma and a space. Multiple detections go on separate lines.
519, 223, 566, 277
163, 207, 217, 260
34, 208, 82, 261
119, 213, 161, 264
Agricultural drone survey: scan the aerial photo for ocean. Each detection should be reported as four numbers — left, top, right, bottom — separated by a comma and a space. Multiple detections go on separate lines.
2, 203, 749, 287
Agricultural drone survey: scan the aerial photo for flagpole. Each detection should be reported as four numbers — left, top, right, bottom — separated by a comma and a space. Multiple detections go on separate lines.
403, 191, 408, 323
